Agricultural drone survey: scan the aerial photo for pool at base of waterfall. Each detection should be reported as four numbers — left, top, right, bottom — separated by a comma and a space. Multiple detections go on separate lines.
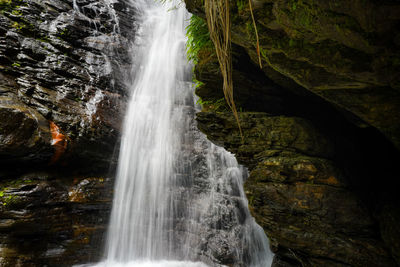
77, 260, 212, 267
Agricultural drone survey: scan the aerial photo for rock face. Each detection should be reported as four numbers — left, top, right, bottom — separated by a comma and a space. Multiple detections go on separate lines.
188, 0, 400, 150
186, 0, 400, 266
0, 175, 113, 266
0, 0, 136, 265
197, 111, 398, 266
234, 0, 400, 150
0, 0, 136, 170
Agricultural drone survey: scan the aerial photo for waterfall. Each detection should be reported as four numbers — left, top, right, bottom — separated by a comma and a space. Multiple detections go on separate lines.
83, 0, 273, 266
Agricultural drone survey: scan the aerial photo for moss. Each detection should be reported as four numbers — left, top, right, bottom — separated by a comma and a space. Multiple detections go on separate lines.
0, 178, 35, 188
36, 36, 51, 43
273, 0, 375, 53
11, 21, 22, 30
1, 0, 25, 14
245, 21, 253, 38
4, 3, 36, 35
1, 194, 20, 207
59, 28, 68, 35
0, 178, 36, 208
250, 16, 373, 81
0, 0, 12, 10
236, 0, 245, 13
390, 57, 400, 67
11, 8, 22, 16
197, 97, 229, 112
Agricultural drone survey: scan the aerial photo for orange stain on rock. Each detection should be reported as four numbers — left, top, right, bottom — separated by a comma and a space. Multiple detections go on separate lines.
49, 121, 68, 164
325, 176, 339, 185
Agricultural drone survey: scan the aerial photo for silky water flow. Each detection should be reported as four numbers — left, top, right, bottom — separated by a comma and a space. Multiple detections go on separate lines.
85, 0, 273, 266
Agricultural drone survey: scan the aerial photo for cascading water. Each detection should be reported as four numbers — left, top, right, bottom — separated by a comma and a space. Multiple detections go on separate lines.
85, 0, 273, 266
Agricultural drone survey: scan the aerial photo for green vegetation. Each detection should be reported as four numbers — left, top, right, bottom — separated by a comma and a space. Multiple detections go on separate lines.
237, 0, 245, 12
1, 0, 37, 35
0, 178, 34, 206
1, 194, 17, 206
0, 0, 24, 14
0, 0, 12, 6
186, 15, 212, 64
196, 97, 228, 111
59, 28, 68, 35
193, 78, 204, 89
11, 8, 22, 16
11, 21, 24, 30
37, 36, 51, 43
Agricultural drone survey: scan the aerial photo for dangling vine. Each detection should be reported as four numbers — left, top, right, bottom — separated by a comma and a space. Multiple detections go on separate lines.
204, 0, 243, 139
248, 0, 262, 68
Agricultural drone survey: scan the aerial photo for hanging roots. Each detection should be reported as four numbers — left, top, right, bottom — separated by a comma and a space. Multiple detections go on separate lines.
204, 0, 243, 139
248, 0, 262, 68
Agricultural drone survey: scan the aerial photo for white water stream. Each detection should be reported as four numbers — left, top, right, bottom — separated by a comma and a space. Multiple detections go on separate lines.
84, 0, 273, 266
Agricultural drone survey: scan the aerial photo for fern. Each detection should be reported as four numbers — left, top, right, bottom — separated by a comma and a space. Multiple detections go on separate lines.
186, 15, 213, 64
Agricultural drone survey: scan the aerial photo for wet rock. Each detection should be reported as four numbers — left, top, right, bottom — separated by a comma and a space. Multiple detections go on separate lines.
379, 203, 400, 265
246, 162, 390, 266
196, 112, 334, 168
0, 0, 135, 265
0, 90, 52, 164
0, 0, 135, 170
185, 0, 400, 150
0, 175, 113, 266
197, 110, 398, 266
185, 1, 400, 265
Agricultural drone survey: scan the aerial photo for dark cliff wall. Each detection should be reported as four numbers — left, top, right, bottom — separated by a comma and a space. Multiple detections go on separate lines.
0, 0, 135, 265
185, 0, 400, 266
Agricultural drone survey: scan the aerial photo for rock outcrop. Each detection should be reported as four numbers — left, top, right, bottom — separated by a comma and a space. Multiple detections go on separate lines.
197, 110, 398, 267
187, 0, 400, 149
185, 0, 400, 266
0, 0, 136, 171
0, 175, 113, 266
0, 0, 136, 265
